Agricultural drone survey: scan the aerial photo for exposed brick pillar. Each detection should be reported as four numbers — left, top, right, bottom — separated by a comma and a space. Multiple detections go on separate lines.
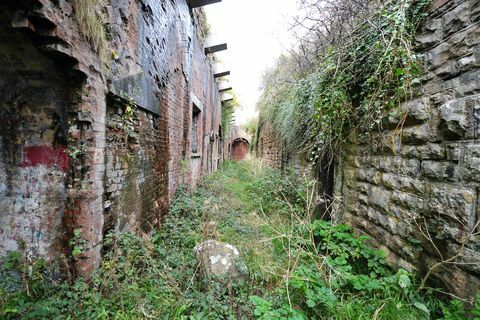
67, 74, 106, 278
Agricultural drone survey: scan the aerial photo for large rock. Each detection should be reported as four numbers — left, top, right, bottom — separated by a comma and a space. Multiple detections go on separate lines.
194, 240, 248, 281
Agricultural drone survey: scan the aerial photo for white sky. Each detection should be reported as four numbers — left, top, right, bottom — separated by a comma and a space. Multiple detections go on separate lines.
204, 0, 298, 125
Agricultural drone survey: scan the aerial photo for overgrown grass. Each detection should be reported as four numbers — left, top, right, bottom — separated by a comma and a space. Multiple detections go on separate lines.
73, 0, 108, 58
0, 160, 477, 319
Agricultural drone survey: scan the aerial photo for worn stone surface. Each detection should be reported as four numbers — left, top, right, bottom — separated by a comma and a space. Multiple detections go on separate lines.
256, 0, 480, 299
194, 240, 248, 281
333, 0, 480, 299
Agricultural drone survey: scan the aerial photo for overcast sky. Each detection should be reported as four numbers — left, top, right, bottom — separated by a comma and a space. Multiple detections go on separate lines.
204, 0, 298, 125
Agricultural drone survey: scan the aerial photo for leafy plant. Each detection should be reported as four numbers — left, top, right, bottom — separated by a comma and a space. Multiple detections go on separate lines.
257, 0, 430, 163
0, 160, 470, 319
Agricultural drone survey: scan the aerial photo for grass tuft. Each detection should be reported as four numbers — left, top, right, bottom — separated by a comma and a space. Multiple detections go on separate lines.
73, 0, 108, 59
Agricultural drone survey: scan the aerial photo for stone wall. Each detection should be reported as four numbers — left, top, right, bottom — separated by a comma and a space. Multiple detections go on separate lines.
0, 0, 222, 278
334, 0, 480, 298
255, 0, 480, 298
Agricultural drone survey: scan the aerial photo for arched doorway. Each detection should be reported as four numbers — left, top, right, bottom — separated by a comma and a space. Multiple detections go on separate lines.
232, 138, 249, 161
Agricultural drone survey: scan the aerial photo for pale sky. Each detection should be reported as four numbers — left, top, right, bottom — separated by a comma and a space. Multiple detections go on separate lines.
204, 0, 298, 125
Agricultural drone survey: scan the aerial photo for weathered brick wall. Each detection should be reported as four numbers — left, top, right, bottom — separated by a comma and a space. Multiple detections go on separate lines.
0, 0, 222, 278
0, 1, 106, 277
335, 0, 480, 298
257, 121, 283, 168
0, 7, 71, 264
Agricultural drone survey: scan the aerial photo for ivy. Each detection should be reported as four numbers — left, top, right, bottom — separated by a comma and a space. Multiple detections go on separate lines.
258, 0, 431, 163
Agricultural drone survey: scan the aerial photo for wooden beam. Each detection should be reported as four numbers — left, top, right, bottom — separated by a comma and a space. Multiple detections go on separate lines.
187, 0, 222, 8
219, 87, 232, 93
214, 71, 230, 78
205, 43, 227, 55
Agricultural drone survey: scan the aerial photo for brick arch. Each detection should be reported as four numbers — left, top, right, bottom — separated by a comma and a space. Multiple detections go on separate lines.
232, 138, 249, 161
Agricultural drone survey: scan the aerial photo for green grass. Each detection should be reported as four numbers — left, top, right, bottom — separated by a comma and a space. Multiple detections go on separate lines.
0, 160, 475, 319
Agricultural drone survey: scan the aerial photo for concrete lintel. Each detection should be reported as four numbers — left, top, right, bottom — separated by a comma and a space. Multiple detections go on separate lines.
219, 87, 232, 93
205, 43, 227, 55
214, 71, 230, 78
188, 0, 222, 8
190, 92, 204, 112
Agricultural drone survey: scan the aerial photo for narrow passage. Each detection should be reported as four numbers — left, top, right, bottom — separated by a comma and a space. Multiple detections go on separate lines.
2, 160, 446, 319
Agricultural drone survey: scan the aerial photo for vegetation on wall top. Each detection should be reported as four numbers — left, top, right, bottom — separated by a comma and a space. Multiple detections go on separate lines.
73, 0, 109, 58
257, 0, 430, 164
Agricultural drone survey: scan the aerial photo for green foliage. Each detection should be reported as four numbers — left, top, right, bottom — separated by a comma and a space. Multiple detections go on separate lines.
0, 160, 472, 319
249, 220, 434, 319
258, 0, 430, 162
241, 117, 259, 152
70, 229, 86, 257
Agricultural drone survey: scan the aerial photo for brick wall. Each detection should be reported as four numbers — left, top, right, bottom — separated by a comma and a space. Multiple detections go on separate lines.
0, 0, 222, 278
334, 0, 480, 298
257, 121, 300, 171
0, 7, 71, 266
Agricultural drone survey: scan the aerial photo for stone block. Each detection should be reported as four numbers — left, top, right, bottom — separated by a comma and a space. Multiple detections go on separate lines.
401, 143, 446, 160
439, 99, 471, 139
391, 191, 424, 212
421, 160, 457, 181
401, 123, 432, 144
377, 156, 421, 176
443, 1, 470, 36
416, 18, 443, 48
356, 181, 371, 194
357, 169, 382, 185
460, 143, 480, 182
344, 168, 358, 188
404, 97, 431, 123
427, 185, 476, 230
382, 173, 425, 195
434, 60, 459, 79
369, 186, 391, 212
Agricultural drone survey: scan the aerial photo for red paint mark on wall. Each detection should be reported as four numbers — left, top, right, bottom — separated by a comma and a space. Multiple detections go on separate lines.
21, 145, 69, 171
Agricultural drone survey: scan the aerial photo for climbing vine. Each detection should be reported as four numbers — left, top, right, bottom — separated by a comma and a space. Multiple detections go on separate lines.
258, 0, 430, 163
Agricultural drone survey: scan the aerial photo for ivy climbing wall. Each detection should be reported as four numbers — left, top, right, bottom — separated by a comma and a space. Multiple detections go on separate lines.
335, 0, 480, 298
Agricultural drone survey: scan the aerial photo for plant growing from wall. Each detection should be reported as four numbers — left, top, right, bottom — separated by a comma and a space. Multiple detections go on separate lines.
193, 8, 211, 44
121, 94, 137, 141
73, 0, 109, 59
242, 117, 259, 152
70, 229, 86, 257
258, 0, 430, 163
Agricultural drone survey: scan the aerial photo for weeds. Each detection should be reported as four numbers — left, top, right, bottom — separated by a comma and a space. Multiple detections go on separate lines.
0, 160, 477, 319
73, 0, 108, 59
258, 0, 430, 163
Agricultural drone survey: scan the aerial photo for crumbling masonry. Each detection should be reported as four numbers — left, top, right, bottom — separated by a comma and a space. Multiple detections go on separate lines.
0, 0, 223, 278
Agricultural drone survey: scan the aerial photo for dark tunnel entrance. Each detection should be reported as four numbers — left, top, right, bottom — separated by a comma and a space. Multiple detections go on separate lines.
232, 138, 249, 161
